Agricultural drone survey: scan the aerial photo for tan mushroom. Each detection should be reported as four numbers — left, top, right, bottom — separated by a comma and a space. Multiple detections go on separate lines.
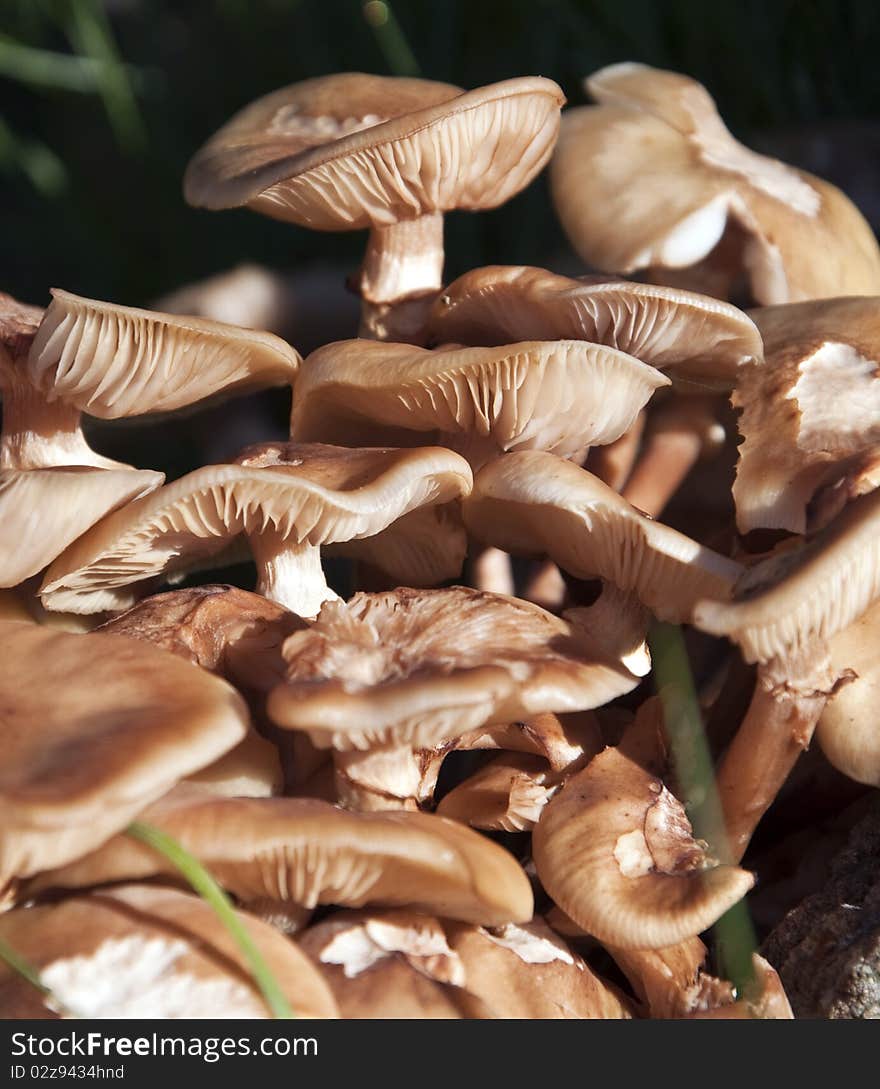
40, 442, 472, 617
428, 264, 762, 390
0, 884, 337, 1018
464, 450, 743, 622
290, 339, 669, 470
23, 793, 533, 927
532, 698, 754, 949
551, 63, 880, 305
184, 73, 564, 340
733, 296, 880, 534
0, 621, 248, 900
436, 753, 558, 833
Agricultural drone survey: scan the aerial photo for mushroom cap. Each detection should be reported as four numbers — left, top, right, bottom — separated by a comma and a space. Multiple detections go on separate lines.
267, 586, 649, 751
0, 465, 163, 587
551, 63, 880, 304
290, 338, 669, 466
734, 297, 880, 534
0, 884, 337, 1018
40, 443, 472, 614
463, 450, 743, 623
428, 265, 762, 389
24, 793, 534, 927
694, 487, 880, 663
0, 291, 43, 366
435, 752, 556, 833
184, 73, 564, 229
0, 621, 248, 893
533, 700, 754, 949
26, 289, 301, 418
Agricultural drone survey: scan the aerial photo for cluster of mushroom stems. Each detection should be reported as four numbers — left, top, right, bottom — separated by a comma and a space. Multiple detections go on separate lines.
3, 60, 880, 1019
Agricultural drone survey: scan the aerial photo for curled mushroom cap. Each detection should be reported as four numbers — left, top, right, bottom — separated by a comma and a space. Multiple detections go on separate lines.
0, 621, 248, 897
551, 63, 880, 305
733, 297, 880, 534
0, 885, 337, 1018
464, 450, 743, 622
694, 487, 880, 663
24, 793, 533, 927
267, 586, 649, 751
0, 465, 163, 587
533, 699, 754, 949
436, 753, 557, 833
428, 265, 762, 389
291, 338, 669, 468
40, 442, 472, 616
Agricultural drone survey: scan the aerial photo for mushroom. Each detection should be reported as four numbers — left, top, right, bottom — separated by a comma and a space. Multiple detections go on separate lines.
0, 620, 248, 900
23, 793, 534, 928
184, 73, 565, 341
532, 697, 754, 949
551, 62, 880, 305
7, 288, 300, 470
733, 296, 880, 534
0, 884, 337, 1018
40, 442, 472, 617
290, 339, 669, 470
427, 264, 762, 391
463, 450, 743, 622
435, 753, 558, 833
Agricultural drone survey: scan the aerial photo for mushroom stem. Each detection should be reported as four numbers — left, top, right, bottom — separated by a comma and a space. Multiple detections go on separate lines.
587, 410, 646, 492
0, 381, 122, 469
357, 214, 445, 342
468, 542, 515, 596
333, 746, 435, 813
715, 654, 837, 863
248, 531, 339, 618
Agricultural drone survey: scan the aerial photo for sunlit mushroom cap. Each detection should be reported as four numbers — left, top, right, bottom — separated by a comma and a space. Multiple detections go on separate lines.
551, 63, 880, 304
428, 265, 762, 389
694, 487, 880, 663
0, 621, 248, 896
533, 698, 754, 949
0, 465, 163, 587
0, 884, 337, 1018
26, 288, 301, 418
40, 442, 472, 614
291, 338, 669, 466
25, 793, 533, 927
267, 586, 649, 751
734, 297, 880, 534
436, 753, 557, 833
184, 73, 564, 228
464, 450, 743, 622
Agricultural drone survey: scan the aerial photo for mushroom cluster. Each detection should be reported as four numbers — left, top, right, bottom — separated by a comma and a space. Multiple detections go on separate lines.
4, 60, 880, 1020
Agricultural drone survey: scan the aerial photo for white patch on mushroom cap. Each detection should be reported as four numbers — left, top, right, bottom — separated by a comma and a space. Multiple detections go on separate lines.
787, 342, 880, 451
41, 936, 266, 1019
613, 827, 655, 878
319, 916, 464, 985
486, 922, 577, 966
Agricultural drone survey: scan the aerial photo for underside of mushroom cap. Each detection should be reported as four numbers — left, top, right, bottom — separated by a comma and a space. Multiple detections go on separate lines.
464, 450, 743, 622
184, 74, 564, 228
734, 297, 880, 534
291, 338, 669, 465
428, 265, 762, 389
24, 794, 534, 927
267, 586, 649, 750
27, 288, 301, 418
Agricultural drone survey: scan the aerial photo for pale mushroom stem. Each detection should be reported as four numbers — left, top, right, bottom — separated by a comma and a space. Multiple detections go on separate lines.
248, 531, 340, 619
333, 746, 429, 813
357, 213, 445, 343
0, 381, 123, 470
621, 427, 704, 518
468, 542, 515, 596
715, 655, 835, 863
588, 410, 646, 492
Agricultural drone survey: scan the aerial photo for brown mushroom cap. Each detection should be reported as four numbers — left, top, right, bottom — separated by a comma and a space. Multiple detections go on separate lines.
435, 752, 557, 833
0, 884, 337, 1018
464, 450, 743, 622
184, 73, 563, 228
0, 465, 163, 587
733, 297, 880, 534
533, 699, 754, 949
24, 793, 533, 927
40, 443, 472, 616
551, 63, 880, 305
290, 338, 669, 467
0, 621, 248, 896
428, 264, 762, 389
267, 586, 649, 751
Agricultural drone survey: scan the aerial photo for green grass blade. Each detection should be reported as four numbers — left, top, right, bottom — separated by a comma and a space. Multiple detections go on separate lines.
0, 934, 78, 1017
363, 1, 421, 76
126, 821, 295, 1019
